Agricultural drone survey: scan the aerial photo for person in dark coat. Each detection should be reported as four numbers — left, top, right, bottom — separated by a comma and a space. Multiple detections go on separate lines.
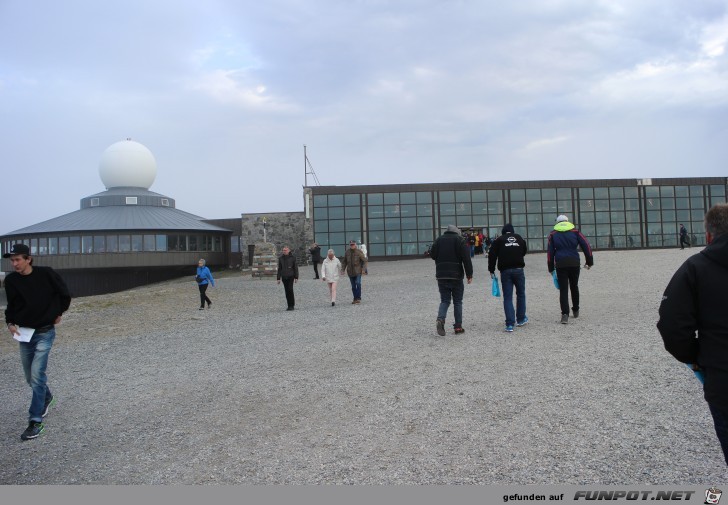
309, 242, 322, 279
430, 224, 473, 336
4, 243, 71, 441
488, 223, 528, 332
276, 246, 299, 310
547, 215, 594, 324
658, 204, 728, 465
679, 224, 691, 249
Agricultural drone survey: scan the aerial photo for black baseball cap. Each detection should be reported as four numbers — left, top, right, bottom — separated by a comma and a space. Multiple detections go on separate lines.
3, 243, 30, 258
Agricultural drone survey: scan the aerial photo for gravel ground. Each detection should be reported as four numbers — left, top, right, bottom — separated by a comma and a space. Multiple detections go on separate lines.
1, 248, 726, 484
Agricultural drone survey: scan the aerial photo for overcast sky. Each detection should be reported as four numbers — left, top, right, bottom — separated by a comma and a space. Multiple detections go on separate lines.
1, 0, 727, 235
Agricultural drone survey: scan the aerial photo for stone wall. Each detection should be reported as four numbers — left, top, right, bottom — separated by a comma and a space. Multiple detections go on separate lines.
241, 209, 314, 268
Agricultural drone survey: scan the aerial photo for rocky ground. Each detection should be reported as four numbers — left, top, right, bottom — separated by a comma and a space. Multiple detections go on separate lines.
1, 248, 726, 484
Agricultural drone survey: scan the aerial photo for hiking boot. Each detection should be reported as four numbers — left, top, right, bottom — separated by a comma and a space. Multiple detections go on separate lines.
332, 302, 335, 307
516, 317, 529, 327
453, 326, 465, 335
354, 299, 361, 304
42, 395, 55, 418
560, 314, 569, 324
505, 325, 514, 332
572, 309, 579, 318
436, 319, 446, 336
21, 421, 44, 441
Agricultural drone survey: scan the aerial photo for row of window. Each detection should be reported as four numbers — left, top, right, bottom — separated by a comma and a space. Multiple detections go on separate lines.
3, 234, 224, 256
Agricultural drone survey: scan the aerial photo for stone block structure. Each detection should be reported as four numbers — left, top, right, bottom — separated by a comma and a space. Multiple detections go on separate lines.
250, 242, 278, 278
241, 210, 314, 269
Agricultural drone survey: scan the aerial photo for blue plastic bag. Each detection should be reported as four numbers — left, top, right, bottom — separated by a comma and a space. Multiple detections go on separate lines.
491, 276, 501, 297
552, 270, 560, 289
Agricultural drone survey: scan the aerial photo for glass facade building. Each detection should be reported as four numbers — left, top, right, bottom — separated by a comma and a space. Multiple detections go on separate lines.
310, 178, 727, 257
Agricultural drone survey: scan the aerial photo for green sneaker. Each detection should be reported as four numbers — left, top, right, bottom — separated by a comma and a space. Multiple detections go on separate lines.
42, 395, 55, 418
21, 421, 44, 441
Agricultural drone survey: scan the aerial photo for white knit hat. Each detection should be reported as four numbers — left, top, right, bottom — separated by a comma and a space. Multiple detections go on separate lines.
556, 215, 569, 223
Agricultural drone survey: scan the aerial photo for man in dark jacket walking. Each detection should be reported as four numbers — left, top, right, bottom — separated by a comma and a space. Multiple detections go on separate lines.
679, 224, 691, 249
658, 203, 728, 465
276, 246, 299, 310
488, 224, 528, 332
431, 224, 473, 335
309, 242, 322, 279
4, 243, 71, 441
547, 215, 594, 324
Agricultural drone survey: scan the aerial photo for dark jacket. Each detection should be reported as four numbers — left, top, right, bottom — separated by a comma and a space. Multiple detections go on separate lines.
4, 266, 72, 329
430, 231, 473, 280
488, 225, 527, 273
309, 246, 322, 263
546, 221, 594, 272
340, 248, 367, 276
657, 233, 728, 411
277, 253, 299, 280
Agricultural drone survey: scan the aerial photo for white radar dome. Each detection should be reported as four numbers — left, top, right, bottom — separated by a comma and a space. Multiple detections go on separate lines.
99, 139, 157, 189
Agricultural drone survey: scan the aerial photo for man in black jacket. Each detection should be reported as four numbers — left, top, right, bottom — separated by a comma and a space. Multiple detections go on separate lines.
277, 246, 299, 310
658, 204, 728, 465
4, 243, 71, 441
309, 242, 322, 279
488, 224, 528, 332
431, 224, 473, 336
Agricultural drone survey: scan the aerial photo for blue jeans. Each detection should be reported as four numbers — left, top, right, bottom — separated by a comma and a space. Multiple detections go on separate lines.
437, 279, 464, 326
349, 275, 362, 300
708, 402, 728, 466
500, 268, 527, 326
19, 327, 56, 423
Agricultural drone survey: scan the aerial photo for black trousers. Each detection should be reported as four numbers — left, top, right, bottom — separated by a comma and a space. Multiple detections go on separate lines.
282, 277, 295, 308
556, 266, 580, 315
312, 261, 319, 278
680, 235, 691, 248
198, 283, 212, 308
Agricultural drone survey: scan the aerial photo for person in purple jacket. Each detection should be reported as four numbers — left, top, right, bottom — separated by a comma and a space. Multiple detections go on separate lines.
547, 215, 594, 324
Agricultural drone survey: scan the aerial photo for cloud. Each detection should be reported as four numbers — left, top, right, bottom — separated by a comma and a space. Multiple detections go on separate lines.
525, 136, 571, 151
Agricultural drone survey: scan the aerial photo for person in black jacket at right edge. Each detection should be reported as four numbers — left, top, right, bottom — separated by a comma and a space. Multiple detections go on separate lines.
547, 215, 594, 324
488, 223, 528, 333
658, 203, 728, 466
431, 224, 473, 336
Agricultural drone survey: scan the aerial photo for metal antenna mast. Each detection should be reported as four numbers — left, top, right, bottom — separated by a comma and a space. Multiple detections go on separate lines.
304, 145, 321, 187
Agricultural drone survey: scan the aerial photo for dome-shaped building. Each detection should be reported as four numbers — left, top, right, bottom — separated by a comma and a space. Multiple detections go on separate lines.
1, 140, 232, 296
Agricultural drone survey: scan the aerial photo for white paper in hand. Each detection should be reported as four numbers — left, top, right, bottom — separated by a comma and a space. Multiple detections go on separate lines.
13, 327, 35, 343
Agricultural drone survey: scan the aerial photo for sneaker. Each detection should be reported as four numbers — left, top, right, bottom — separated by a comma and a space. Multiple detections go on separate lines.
516, 317, 529, 327
42, 396, 55, 418
436, 319, 445, 336
505, 325, 514, 332
332, 302, 335, 307
572, 309, 579, 318
21, 421, 44, 441
354, 299, 361, 304
207, 302, 212, 309
560, 314, 569, 324
453, 326, 465, 335
287, 307, 294, 311
198, 307, 205, 310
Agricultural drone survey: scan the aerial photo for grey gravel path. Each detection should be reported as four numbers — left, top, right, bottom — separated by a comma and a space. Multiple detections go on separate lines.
1, 248, 725, 484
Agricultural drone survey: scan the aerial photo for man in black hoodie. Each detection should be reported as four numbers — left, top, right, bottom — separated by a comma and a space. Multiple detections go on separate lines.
658, 203, 728, 465
4, 243, 71, 441
431, 224, 473, 336
488, 224, 528, 332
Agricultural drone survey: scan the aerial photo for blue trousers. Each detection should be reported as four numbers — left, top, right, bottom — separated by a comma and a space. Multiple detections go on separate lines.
19, 327, 56, 422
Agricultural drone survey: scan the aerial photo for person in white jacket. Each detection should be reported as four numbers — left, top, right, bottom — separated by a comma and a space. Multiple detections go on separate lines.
321, 249, 342, 307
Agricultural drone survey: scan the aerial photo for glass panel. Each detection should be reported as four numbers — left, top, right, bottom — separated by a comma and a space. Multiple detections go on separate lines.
369, 219, 384, 230
417, 216, 432, 229
417, 204, 433, 216
527, 226, 542, 238
526, 188, 540, 201
401, 217, 417, 229
595, 212, 610, 224
690, 197, 704, 209
82, 236, 93, 253
526, 200, 542, 213
455, 191, 471, 202
314, 207, 328, 220
457, 216, 472, 227
487, 190, 503, 201
609, 187, 624, 198
155, 235, 166, 251
594, 187, 609, 199
488, 201, 504, 214
510, 214, 526, 227
662, 210, 676, 222
472, 201, 487, 214
346, 219, 362, 232
119, 235, 131, 252
541, 188, 556, 200
328, 207, 344, 219
626, 199, 640, 211
385, 230, 401, 242
106, 235, 118, 252
456, 203, 471, 215
315, 220, 329, 233
399, 205, 416, 217
38, 237, 48, 255
314, 233, 328, 245
368, 206, 384, 218
647, 210, 661, 222
49, 237, 58, 255
580, 212, 595, 224
345, 194, 360, 206
510, 189, 525, 201
329, 220, 345, 232
690, 185, 704, 197
368, 193, 383, 205
675, 186, 689, 197
30, 239, 37, 255
580, 199, 594, 211
416, 192, 432, 203
70, 236, 81, 254
646, 197, 660, 210
557, 188, 571, 201
711, 185, 726, 197
313, 195, 327, 207
399, 192, 416, 204
418, 229, 433, 242
328, 194, 344, 206
660, 186, 675, 197
645, 186, 660, 198
329, 232, 345, 245
402, 230, 417, 242
386, 243, 402, 256
440, 203, 455, 216
369, 243, 385, 255
579, 188, 594, 199
94, 236, 105, 253
472, 190, 486, 202
580, 225, 595, 237
439, 191, 454, 203
402, 243, 417, 255
384, 205, 401, 217
133, 235, 145, 252
345, 206, 361, 218
675, 198, 689, 209
383, 193, 399, 204
510, 201, 526, 213
595, 200, 609, 212
527, 238, 545, 251
625, 210, 641, 222
610, 211, 625, 223
610, 199, 625, 211
369, 231, 384, 244
557, 200, 573, 212
527, 214, 542, 225
385, 218, 400, 229
624, 187, 638, 198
